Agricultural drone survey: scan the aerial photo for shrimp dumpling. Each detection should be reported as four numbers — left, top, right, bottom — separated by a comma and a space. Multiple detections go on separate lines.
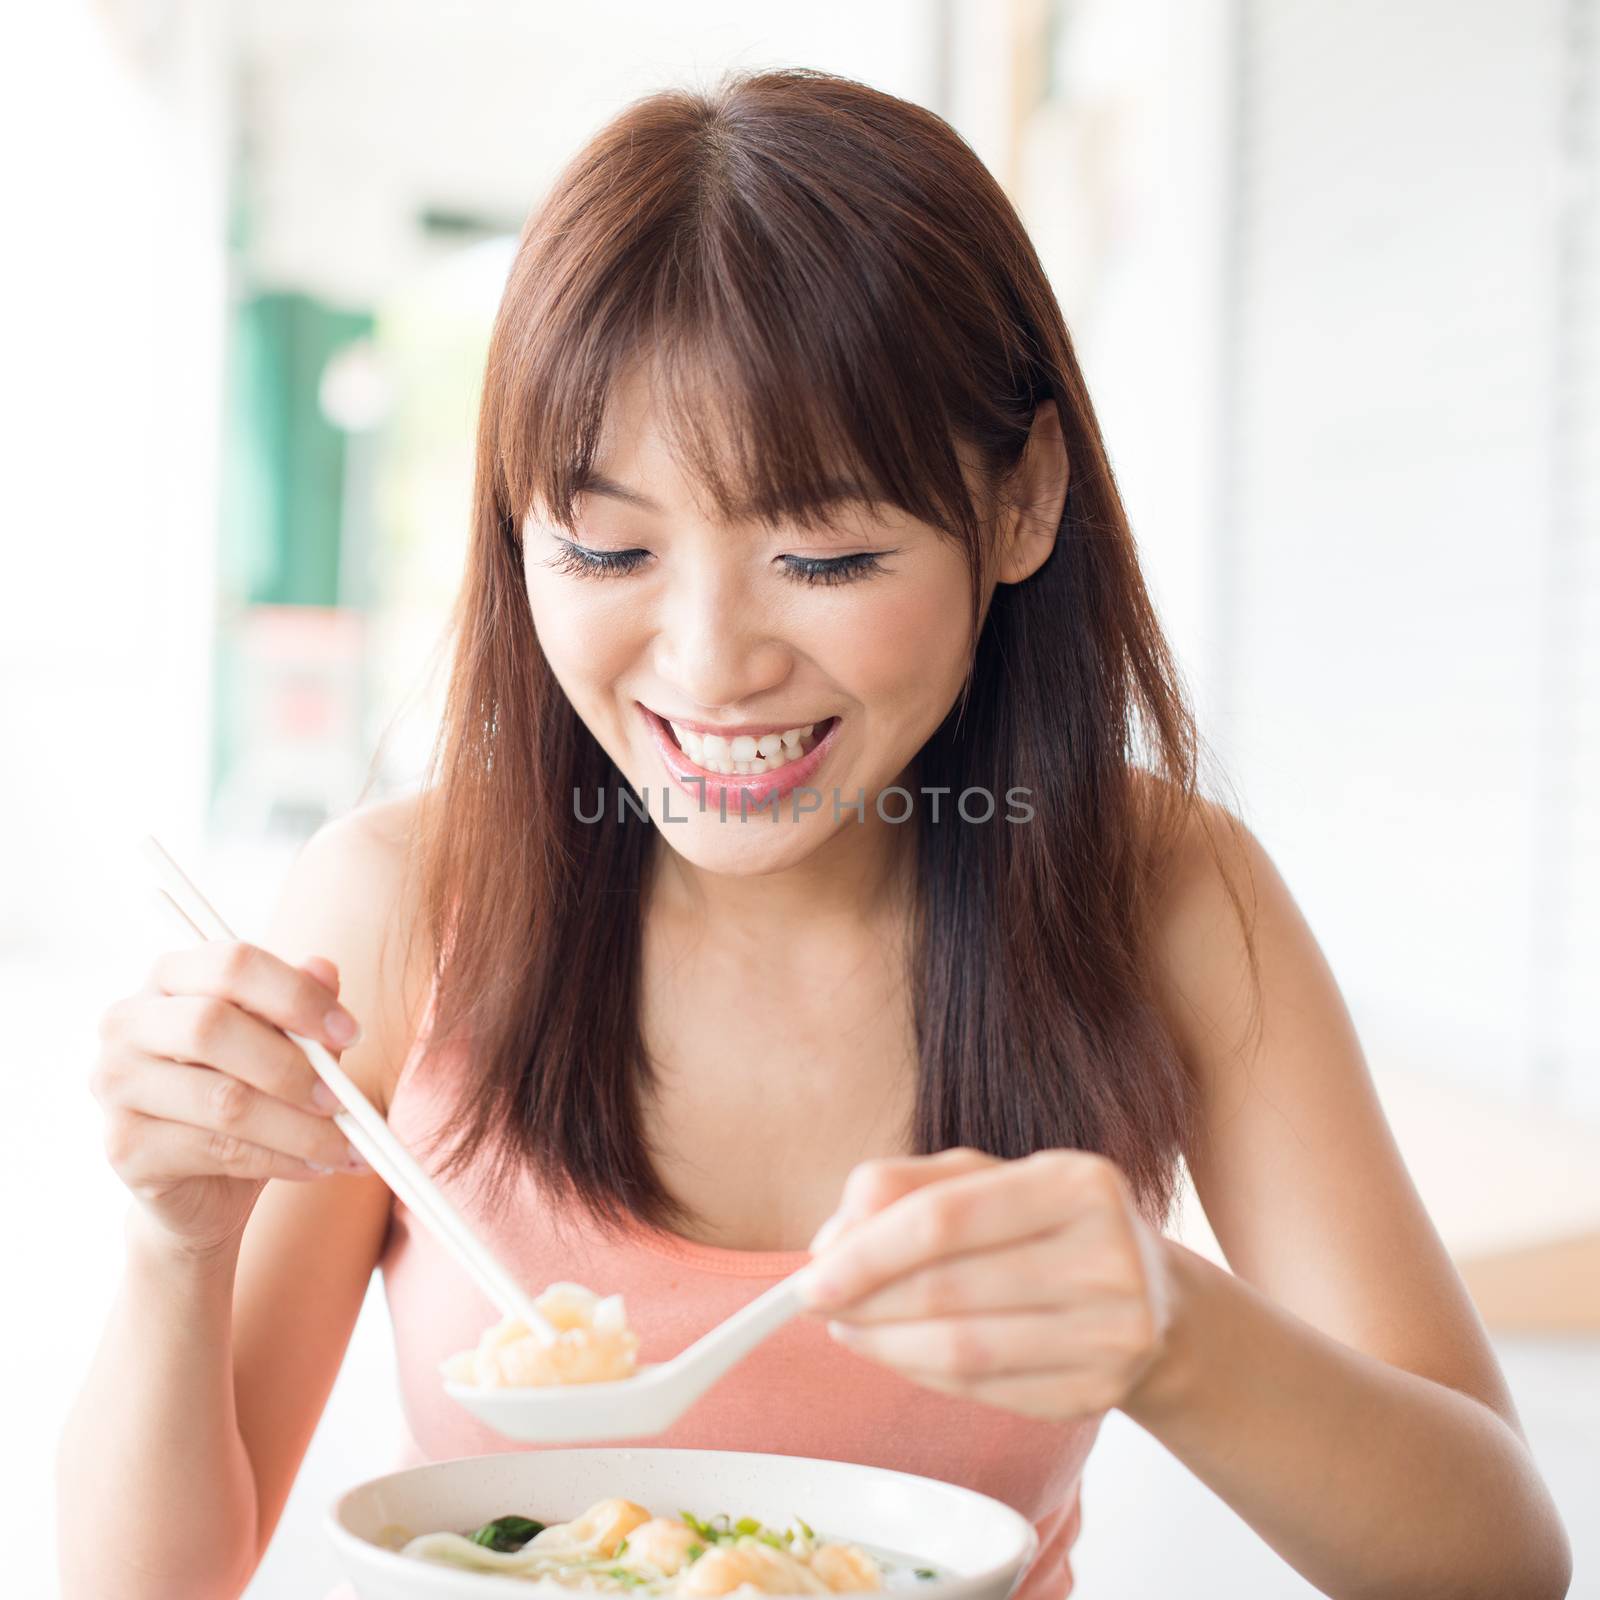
442, 1280, 640, 1388
675, 1540, 832, 1596
525, 1497, 652, 1559
810, 1542, 886, 1592
617, 1516, 703, 1575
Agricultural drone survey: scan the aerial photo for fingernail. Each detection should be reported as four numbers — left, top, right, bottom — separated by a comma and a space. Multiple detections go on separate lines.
306, 1159, 337, 1175
343, 1144, 372, 1173
324, 1008, 360, 1045
311, 1082, 339, 1112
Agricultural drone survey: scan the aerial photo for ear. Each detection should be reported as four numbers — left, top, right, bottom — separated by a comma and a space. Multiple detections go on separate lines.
994, 399, 1070, 585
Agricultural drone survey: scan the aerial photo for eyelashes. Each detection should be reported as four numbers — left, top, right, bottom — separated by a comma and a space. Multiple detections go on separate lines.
547, 542, 651, 580
545, 540, 896, 587
777, 552, 894, 586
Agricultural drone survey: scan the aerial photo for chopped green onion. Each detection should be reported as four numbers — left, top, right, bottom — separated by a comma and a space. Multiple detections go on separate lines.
686, 1543, 705, 1563
915, 1568, 938, 1580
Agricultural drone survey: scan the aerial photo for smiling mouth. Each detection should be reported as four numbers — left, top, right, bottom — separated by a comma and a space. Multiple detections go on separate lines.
643, 713, 844, 780
654, 713, 839, 777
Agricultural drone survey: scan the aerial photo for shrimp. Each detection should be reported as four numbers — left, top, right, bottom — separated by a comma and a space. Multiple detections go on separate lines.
444, 1281, 640, 1387
617, 1516, 703, 1575
674, 1539, 832, 1595
809, 1542, 885, 1592
525, 1497, 653, 1559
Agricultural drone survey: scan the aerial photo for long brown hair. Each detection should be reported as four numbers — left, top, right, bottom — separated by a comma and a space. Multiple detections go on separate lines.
400, 66, 1258, 1238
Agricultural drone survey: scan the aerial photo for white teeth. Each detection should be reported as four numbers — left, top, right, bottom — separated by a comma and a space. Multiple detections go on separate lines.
660, 715, 828, 777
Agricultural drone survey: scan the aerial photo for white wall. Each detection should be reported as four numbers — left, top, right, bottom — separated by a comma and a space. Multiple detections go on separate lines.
1014, 0, 1600, 1131
4, 3, 234, 1579
0, 0, 230, 961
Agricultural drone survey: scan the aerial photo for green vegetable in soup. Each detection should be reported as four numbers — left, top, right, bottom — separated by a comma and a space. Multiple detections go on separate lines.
678, 1509, 812, 1553
679, 1510, 722, 1544
468, 1513, 546, 1552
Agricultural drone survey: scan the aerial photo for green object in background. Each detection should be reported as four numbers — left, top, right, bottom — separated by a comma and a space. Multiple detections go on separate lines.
220, 291, 374, 607
212, 290, 374, 811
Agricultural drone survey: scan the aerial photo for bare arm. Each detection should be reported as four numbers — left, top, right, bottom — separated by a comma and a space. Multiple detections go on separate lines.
56, 798, 427, 1600
1126, 802, 1572, 1598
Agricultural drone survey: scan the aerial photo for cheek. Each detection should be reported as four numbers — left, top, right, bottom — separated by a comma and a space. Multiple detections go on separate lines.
839, 567, 973, 713
526, 577, 642, 700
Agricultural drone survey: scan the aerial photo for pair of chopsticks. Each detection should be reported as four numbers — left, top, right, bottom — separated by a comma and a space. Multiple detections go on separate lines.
139, 833, 558, 1348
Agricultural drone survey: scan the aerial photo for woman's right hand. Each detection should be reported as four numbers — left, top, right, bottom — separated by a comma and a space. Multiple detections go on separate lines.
91, 940, 372, 1263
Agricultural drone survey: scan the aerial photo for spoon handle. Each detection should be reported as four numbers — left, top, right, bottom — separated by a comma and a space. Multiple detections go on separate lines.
673, 1271, 812, 1388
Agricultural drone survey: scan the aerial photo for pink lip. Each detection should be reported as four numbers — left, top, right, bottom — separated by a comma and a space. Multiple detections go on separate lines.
637, 703, 842, 809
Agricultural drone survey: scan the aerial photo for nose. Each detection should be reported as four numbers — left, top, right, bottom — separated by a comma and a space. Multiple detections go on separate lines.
653, 555, 791, 711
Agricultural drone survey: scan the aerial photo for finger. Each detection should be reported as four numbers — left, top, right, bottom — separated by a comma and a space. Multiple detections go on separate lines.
809, 1147, 996, 1250
111, 1109, 344, 1186
826, 1229, 1076, 1323
832, 1202, 1149, 1325
826, 1299, 1153, 1379
149, 940, 361, 1052
134, 993, 342, 1116
300, 955, 340, 994
109, 1057, 366, 1173
802, 1150, 1119, 1312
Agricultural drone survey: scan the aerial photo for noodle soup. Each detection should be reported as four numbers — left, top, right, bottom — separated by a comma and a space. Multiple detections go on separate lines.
392, 1498, 947, 1593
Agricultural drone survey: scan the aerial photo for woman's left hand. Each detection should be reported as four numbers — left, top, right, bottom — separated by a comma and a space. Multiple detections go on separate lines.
796, 1146, 1180, 1420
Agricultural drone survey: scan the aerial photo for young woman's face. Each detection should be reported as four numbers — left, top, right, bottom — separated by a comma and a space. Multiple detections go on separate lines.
520, 364, 1000, 877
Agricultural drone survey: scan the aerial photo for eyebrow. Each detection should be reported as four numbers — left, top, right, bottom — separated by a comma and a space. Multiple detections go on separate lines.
575, 470, 882, 517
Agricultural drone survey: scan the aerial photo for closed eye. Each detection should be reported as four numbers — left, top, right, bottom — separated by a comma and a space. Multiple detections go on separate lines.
779, 551, 898, 586
546, 539, 898, 586
546, 539, 650, 579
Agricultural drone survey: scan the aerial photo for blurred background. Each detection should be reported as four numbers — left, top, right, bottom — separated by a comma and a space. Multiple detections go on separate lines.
4, 0, 1596, 1595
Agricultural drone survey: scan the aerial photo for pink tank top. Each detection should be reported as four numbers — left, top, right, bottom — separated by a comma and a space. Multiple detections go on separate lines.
322, 985, 1103, 1600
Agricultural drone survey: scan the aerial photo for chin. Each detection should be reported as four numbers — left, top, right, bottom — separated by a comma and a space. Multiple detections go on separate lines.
650, 809, 838, 876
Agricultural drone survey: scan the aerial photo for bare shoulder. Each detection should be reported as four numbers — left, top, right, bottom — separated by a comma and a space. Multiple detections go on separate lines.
264, 789, 434, 1115
1130, 771, 1268, 1108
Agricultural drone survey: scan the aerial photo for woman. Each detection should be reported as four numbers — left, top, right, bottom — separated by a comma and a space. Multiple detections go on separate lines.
59, 67, 1570, 1600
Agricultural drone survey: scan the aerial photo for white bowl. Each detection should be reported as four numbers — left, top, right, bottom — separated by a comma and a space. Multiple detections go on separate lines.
327, 1447, 1038, 1600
